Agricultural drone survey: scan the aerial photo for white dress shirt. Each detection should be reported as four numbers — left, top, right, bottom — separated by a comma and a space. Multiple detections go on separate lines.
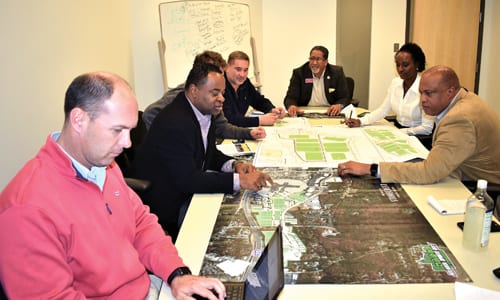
360, 76, 434, 135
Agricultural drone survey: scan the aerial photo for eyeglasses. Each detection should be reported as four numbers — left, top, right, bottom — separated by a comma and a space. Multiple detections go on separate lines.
309, 56, 325, 62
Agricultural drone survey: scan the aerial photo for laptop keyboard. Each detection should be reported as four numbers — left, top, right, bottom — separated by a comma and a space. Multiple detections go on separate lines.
224, 282, 245, 300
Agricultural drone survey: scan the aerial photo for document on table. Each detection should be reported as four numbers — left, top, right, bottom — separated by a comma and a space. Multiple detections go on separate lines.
427, 195, 466, 215
216, 142, 254, 156
455, 281, 500, 300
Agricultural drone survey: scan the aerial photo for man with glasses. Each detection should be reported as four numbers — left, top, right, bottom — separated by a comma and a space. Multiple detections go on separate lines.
284, 45, 350, 117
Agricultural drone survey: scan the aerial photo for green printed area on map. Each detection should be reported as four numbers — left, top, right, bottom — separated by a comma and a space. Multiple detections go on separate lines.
330, 152, 347, 160
324, 136, 347, 142
379, 140, 417, 155
305, 152, 324, 161
366, 128, 396, 140
323, 143, 349, 152
295, 143, 322, 152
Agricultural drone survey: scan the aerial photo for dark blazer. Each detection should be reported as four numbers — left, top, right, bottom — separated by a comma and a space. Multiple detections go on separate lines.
283, 62, 350, 108
132, 92, 234, 236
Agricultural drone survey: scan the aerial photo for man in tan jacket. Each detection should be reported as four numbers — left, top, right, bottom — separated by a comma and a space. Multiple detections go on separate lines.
338, 65, 500, 186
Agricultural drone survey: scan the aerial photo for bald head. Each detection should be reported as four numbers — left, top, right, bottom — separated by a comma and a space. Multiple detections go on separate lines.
419, 65, 461, 116
422, 65, 460, 90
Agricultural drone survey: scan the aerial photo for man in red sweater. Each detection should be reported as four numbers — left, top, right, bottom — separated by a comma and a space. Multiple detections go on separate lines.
0, 72, 225, 299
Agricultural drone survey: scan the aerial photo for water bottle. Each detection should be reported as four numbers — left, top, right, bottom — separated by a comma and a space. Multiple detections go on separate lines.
462, 179, 494, 250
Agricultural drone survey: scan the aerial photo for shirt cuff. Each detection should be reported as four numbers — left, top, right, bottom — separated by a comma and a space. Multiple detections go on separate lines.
233, 173, 240, 191
221, 159, 235, 173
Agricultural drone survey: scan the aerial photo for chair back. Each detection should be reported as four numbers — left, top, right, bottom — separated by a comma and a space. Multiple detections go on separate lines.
345, 76, 359, 107
115, 110, 147, 177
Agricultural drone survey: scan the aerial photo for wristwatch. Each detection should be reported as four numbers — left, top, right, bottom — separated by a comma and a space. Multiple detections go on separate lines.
167, 266, 192, 285
370, 163, 378, 177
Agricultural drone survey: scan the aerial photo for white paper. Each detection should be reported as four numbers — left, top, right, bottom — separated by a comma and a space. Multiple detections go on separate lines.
454, 281, 500, 300
216, 259, 250, 277
427, 195, 466, 215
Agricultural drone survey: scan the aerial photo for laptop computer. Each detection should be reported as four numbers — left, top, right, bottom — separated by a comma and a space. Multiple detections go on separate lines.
209, 225, 285, 300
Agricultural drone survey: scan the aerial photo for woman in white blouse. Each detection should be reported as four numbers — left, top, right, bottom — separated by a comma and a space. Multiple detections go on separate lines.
346, 43, 434, 136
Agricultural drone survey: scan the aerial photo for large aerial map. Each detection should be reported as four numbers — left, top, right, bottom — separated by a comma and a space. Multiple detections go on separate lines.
199, 167, 471, 284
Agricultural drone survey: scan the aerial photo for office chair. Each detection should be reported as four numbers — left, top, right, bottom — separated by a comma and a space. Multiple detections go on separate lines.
345, 76, 359, 107
115, 111, 152, 194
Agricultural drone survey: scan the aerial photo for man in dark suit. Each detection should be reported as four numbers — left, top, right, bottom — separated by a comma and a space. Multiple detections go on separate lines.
284, 45, 350, 117
132, 63, 273, 242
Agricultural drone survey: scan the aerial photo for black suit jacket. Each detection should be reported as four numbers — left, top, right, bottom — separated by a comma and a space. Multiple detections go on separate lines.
283, 62, 350, 108
132, 93, 234, 232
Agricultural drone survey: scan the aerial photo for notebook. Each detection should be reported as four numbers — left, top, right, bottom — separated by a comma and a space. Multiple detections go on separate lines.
220, 225, 285, 300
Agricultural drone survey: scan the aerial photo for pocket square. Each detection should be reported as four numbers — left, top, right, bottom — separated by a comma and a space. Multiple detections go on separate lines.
328, 88, 335, 93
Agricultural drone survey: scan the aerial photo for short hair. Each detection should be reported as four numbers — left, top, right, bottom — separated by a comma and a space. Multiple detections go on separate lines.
397, 43, 426, 72
64, 72, 118, 121
193, 50, 227, 69
310, 46, 329, 60
425, 65, 461, 90
184, 63, 223, 91
227, 51, 250, 64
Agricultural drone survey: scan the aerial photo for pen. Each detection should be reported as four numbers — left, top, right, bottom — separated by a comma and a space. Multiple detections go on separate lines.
349, 110, 353, 119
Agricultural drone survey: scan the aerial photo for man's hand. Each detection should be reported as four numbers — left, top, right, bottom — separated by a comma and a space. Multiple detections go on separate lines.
240, 170, 274, 192
271, 107, 286, 119
337, 161, 371, 177
326, 104, 342, 116
250, 127, 266, 139
259, 113, 279, 126
170, 275, 226, 300
234, 162, 256, 174
286, 105, 304, 117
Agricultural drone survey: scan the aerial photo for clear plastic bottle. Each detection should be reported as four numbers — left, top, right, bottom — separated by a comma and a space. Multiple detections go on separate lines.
462, 179, 494, 250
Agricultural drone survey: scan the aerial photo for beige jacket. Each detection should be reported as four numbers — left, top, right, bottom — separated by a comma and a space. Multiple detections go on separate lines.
380, 88, 500, 185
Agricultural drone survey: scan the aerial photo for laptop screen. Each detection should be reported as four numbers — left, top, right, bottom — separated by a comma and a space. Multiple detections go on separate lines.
243, 225, 284, 300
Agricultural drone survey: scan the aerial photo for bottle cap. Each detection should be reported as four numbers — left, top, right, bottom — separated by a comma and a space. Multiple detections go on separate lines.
477, 179, 488, 189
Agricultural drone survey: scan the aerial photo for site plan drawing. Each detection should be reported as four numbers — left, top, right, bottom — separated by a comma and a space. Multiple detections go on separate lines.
199, 168, 471, 284
253, 119, 429, 168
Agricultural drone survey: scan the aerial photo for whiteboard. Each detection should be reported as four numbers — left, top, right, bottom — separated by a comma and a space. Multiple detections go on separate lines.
159, 1, 255, 89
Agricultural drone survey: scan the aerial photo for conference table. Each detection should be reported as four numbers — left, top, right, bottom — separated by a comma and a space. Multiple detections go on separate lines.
159, 107, 500, 299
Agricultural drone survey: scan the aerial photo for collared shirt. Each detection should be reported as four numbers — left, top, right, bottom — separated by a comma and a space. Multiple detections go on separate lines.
52, 132, 106, 191
360, 76, 434, 135
186, 96, 240, 190
435, 89, 460, 124
187, 97, 211, 151
309, 70, 329, 106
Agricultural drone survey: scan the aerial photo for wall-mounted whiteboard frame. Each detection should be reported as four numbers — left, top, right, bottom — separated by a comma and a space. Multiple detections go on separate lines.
158, 0, 260, 91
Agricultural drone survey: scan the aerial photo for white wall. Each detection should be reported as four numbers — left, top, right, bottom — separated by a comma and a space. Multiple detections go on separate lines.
368, 0, 406, 110
261, 0, 337, 107
0, 0, 498, 190
479, 0, 500, 115
0, 1, 132, 190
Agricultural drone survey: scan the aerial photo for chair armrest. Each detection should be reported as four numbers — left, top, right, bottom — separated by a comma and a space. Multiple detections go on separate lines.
125, 177, 152, 193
